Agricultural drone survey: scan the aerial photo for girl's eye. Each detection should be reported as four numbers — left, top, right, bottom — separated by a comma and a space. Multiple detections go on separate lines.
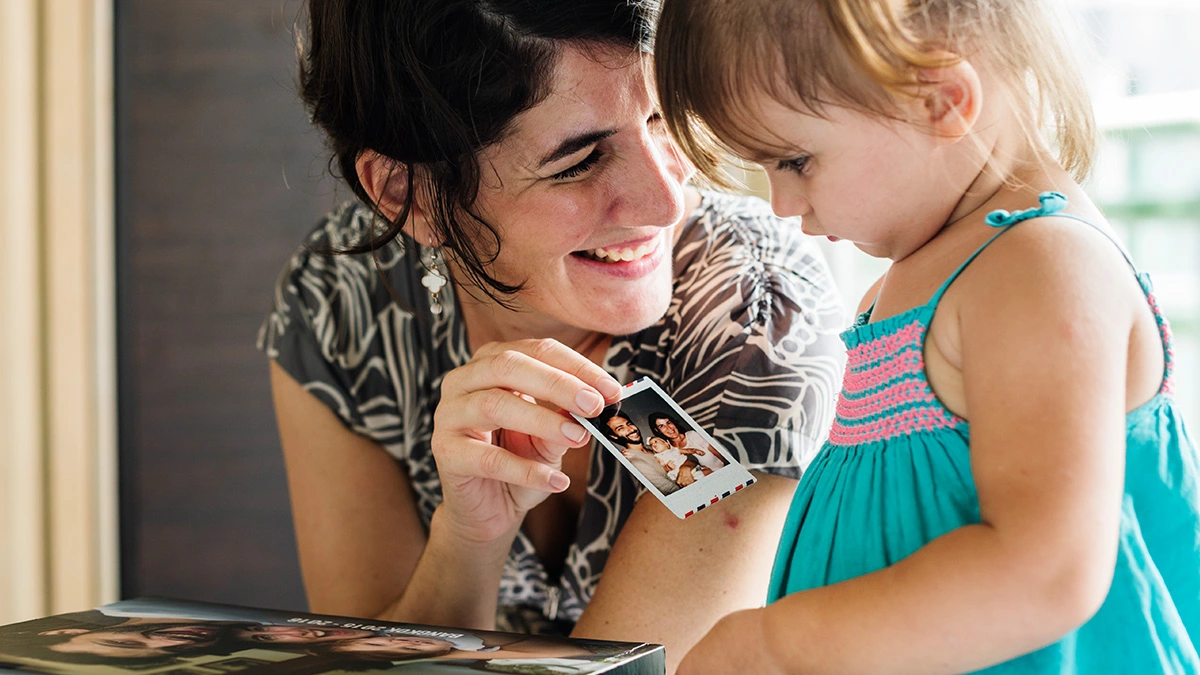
776, 156, 810, 175
551, 149, 603, 180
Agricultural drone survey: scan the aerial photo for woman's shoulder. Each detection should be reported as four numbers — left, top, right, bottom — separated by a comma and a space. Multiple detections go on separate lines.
671, 190, 844, 330
288, 201, 411, 288
259, 201, 422, 365
679, 190, 822, 269
268, 202, 419, 319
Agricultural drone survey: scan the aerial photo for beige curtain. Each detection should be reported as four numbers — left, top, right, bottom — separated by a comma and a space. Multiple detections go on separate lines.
0, 0, 117, 624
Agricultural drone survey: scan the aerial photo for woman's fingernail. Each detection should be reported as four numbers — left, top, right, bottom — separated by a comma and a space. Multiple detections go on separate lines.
575, 389, 603, 414
549, 472, 570, 492
562, 422, 589, 444
596, 378, 621, 400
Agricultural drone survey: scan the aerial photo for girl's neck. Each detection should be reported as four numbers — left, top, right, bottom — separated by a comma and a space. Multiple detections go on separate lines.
913, 112, 1067, 263
946, 146, 1055, 230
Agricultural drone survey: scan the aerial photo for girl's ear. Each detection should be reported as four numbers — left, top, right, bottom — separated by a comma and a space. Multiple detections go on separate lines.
918, 58, 982, 143
39, 629, 89, 636
354, 151, 438, 243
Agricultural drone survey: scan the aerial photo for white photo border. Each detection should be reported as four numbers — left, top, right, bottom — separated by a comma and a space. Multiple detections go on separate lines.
571, 377, 757, 519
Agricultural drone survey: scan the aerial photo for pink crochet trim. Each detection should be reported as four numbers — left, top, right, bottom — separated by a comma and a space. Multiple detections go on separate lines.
828, 317, 964, 446
845, 321, 924, 364
829, 405, 960, 445
836, 379, 939, 422
1147, 291, 1176, 396
842, 350, 923, 393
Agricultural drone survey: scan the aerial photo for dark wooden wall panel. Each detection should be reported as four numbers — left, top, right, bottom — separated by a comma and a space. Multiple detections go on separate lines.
116, 0, 341, 610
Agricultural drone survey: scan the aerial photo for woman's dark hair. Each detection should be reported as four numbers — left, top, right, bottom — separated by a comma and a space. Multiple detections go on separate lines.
299, 0, 658, 301
648, 411, 686, 441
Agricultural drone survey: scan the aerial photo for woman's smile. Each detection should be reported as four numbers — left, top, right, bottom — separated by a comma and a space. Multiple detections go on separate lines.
569, 231, 668, 279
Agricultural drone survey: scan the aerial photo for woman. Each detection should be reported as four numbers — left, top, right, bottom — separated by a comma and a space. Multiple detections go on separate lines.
648, 412, 728, 474
258, 0, 845, 670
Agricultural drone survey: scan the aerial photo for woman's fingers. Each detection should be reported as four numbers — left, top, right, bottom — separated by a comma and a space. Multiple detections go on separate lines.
436, 437, 570, 493
463, 339, 621, 411
439, 388, 590, 450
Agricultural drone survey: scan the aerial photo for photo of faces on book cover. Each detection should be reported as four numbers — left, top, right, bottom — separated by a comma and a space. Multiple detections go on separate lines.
0, 598, 664, 675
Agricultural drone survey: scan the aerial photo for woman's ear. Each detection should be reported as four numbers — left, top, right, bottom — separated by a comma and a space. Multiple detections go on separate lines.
39, 629, 89, 636
918, 58, 982, 143
355, 151, 437, 242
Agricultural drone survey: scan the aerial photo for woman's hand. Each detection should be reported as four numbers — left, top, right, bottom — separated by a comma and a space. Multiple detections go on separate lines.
677, 609, 783, 675
431, 338, 620, 544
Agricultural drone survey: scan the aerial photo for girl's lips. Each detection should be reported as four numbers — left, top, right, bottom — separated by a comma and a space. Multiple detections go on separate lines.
827, 236, 839, 242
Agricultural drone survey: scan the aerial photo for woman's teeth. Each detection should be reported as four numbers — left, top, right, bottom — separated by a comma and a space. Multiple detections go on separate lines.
581, 240, 656, 263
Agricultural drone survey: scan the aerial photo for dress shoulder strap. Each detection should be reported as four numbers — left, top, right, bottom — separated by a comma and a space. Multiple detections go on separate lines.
925, 191, 1142, 307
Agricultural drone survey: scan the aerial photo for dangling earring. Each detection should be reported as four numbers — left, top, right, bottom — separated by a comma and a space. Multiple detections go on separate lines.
420, 236, 448, 315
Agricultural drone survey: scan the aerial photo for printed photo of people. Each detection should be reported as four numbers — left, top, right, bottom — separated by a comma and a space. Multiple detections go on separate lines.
592, 390, 731, 497
0, 599, 658, 675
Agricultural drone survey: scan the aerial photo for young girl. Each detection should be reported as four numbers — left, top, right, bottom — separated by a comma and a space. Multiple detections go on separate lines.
647, 436, 710, 483
656, 0, 1200, 673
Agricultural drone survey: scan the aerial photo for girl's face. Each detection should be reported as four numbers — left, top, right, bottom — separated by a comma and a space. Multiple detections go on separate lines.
461, 44, 693, 337
729, 90, 971, 261
648, 437, 670, 453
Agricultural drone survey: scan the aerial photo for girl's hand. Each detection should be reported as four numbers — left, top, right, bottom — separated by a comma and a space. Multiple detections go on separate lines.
678, 609, 783, 675
431, 338, 620, 544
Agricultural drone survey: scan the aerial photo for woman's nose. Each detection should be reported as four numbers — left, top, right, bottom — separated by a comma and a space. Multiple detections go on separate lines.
610, 132, 687, 229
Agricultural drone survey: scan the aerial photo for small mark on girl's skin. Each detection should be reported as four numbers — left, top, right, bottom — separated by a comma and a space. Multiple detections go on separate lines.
724, 514, 740, 530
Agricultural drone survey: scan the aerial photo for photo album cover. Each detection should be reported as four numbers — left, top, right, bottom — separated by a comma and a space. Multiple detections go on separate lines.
0, 598, 664, 675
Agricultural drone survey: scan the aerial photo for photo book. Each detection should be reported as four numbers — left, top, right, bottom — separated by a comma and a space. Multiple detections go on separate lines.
0, 598, 664, 675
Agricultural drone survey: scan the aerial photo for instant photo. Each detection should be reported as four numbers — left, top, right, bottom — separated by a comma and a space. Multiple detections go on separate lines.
572, 378, 756, 519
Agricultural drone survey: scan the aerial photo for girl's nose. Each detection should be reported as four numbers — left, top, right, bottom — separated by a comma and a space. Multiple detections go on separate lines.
767, 174, 812, 219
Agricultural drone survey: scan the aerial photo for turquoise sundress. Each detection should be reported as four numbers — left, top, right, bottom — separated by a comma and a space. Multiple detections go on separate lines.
768, 193, 1200, 673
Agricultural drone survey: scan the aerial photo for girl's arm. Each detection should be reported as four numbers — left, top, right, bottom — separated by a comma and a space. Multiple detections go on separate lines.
680, 222, 1135, 675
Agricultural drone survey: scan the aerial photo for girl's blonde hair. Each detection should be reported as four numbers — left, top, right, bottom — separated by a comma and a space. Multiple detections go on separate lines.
655, 0, 1096, 188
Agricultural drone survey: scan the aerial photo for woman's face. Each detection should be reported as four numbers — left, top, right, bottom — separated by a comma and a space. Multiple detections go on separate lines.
334, 635, 454, 656
463, 44, 693, 337
234, 625, 375, 644
655, 417, 681, 439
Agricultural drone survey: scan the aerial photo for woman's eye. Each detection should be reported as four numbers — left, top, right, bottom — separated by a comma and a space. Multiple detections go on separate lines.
776, 156, 810, 175
551, 149, 603, 180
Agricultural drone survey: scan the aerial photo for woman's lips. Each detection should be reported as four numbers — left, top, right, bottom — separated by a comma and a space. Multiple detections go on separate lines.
570, 236, 666, 280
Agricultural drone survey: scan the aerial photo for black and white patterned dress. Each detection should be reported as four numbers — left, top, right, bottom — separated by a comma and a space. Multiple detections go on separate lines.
258, 191, 846, 634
